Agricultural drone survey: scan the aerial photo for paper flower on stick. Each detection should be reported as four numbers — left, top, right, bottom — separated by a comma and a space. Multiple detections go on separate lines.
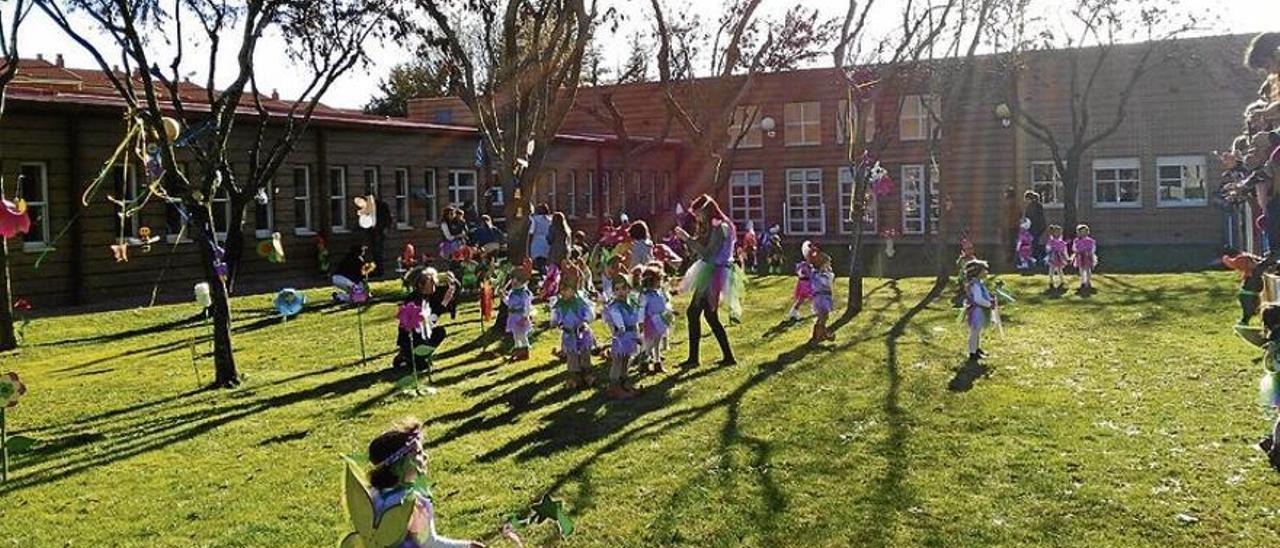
349, 283, 369, 304
0, 198, 30, 239
361, 262, 377, 277
0, 372, 26, 408
273, 288, 306, 318
397, 302, 425, 333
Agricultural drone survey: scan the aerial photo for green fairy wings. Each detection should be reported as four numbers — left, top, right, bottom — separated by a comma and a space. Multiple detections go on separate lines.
339, 456, 415, 548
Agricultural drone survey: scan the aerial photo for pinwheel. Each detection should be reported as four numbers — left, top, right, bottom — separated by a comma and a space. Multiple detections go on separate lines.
273, 288, 306, 319
0, 198, 30, 239
394, 302, 435, 395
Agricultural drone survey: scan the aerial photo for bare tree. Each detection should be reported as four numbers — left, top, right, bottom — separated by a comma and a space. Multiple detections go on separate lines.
0, 0, 33, 352
412, 0, 599, 262
39, 0, 398, 387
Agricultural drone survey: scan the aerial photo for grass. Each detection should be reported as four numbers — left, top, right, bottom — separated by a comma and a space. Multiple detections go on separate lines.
1, 272, 1279, 546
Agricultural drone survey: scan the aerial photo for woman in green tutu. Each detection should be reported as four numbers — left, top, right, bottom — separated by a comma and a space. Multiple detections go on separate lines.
675, 194, 740, 367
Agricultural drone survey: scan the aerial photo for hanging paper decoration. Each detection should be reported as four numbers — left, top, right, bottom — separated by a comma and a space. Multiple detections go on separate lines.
354, 195, 377, 229
212, 246, 229, 278
0, 198, 30, 239
317, 237, 331, 273
11, 299, 31, 343
870, 162, 895, 198
110, 242, 129, 263
273, 288, 306, 319
254, 187, 269, 206
880, 228, 900, 259
194, 282, 213, 309
137, 226, 160, 253
0, 373, 24, 409
474, 139, 486, 168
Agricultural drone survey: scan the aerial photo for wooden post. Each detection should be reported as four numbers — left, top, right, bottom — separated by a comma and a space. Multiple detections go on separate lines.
66, 115, 84, 305
2, 407, 8, 482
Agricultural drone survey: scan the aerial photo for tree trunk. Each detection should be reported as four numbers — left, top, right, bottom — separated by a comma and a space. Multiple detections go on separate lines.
845, 164, 871, 314
1062, 161, 1080, 241
504, 175, 532, 265
0, 237, 16, 352
223, 199, 249, 293
191, 206, 240, 388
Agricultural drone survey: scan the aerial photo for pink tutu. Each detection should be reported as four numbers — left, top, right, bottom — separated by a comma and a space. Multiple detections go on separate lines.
794, 279, 814, 301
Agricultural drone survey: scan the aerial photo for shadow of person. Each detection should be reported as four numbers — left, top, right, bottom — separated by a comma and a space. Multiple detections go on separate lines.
947, 359, 990, 393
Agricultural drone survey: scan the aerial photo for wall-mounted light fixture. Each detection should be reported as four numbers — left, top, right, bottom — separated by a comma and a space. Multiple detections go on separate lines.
760, 116, 777, 138
994, 103, 1012, 128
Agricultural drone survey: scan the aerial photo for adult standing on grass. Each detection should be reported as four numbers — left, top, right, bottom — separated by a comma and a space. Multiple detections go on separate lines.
675, 194, 738, 367
1023, 190, 1047, 263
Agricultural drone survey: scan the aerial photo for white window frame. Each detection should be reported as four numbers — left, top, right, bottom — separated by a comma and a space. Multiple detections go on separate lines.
165, 162, 193, 244
601, 171, 612, 218
585, 170, 595, 218
566, 170, 578, 218
660, 172, 672, 215
784, 168, 826, 235
363, 166, 380, 196
729, 170, 765, 232
212, 187, 233, 239
394, 167, 412, 229
1156, 155, 1208, 208
423, 169, 438, 226
784, 102, 821, 146
253, 179, 275, 239
901, 164, 940, 235
18, 162, 50, 251
543, 170, 558, 212
292, 166, 315, 236
329, 166, 348, 232
1092, 158, 1142, 209
448, 169, 477, 208
899, 95, 939, 142
729, 104, 763, 149
1030, 161, 1065, 208
648, 171, 658, 215
838, 167, 877, 235
837, 100, 875, 144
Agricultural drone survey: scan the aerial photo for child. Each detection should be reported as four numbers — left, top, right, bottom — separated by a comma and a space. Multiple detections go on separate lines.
627, 221, 654, 269
639, 265, 673, 373
1045, 225, 1070, 292
962, 259, 995, 362
1071, 224, 1098, 292
764, 226, 784, 274
740, 220, 759, 273
394, 267, 450, 370
363, 417, 484, 548
787, 242, 817, 320
810, 252, 836, 343
332, 244, 370, 302
1256, 305, 1280, 470
1224, 246, 1267, 325
1015, 217, 1035, 271
504, 261, 535, 362
603, 273, 642, 399
552, 266, 596, 389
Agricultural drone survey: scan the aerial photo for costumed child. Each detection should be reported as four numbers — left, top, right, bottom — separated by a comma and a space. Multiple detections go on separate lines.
1249, 305, 1280, 471
627, 221, 654, 269
639, 265, 674, 373
552, 265, 597, 389
504, 260, 535, 362
1071, 224, 1098, 292
359, 417, 485, 548
394, 267, 451, 371
1015, 217, 1035, 271
962, 259, 997, 362
1224, 247, 1268, 325
1045, 224, 1070, 292
787, 241, 817, 321
763, 225, 784, 274
603, 273, 642, 399
951, 238, 978, 308
740, 220, 759, 273
809, 251, 836, 343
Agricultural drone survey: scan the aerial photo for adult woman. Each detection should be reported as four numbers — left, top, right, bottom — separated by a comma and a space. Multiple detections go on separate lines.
528, 203, 553, 272
675, 194, 739, 367
438, 207, 467, 259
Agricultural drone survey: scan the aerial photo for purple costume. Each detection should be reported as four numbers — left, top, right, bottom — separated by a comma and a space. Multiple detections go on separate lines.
1073, 236, 1098, 270
553, 295, 596, 354
504, 286, 533, 336
811, 270, 834, 315
641, 289, 672, 343
1045, 237, 1069, 269
605, 298, 643, 357
793, 261, 815, 301
964, 279, 994, 328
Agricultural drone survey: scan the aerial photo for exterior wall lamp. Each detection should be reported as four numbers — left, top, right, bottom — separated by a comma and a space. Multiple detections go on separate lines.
760, 116, 777, 138
994, 103, 1012, 128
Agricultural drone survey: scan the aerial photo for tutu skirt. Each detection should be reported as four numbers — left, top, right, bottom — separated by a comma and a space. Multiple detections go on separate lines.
611, 332, 640, 357
965, 306, 991, 329
812, 293, 833, 315
561, 327, 596, 355
439, 239, 462, 259
643, 316, 669, 342
1047, 250, 1069, 269
793, 279, 814, 301
507, 313, 532, 336
540, 263, 561, 301
1074, 252, 1097, 270
680, 260, 744, 319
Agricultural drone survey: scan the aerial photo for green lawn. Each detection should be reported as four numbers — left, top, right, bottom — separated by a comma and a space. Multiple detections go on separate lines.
1, 273, 1278, 546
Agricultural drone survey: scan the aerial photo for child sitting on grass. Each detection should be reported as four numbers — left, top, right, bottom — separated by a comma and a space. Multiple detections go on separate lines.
365, 417, 485, 548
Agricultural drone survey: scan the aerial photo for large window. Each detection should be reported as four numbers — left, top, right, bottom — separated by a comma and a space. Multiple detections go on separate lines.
837, 100, 875, 144
901, 164, 940, 234
838, 167, 877, 234
1093, 158, 1141, 208
329, 166, 348, 231
785, 168, 825, 235
899, 95, 940, 141
1030, 161, 1064, 207
212, 187, 233, 238
784, 102, 821, 146
729, 170, 765, 231
363, 166, 380, 196
1156, 155, 1207, 207
18, 162, 49, 248
729, 105, 763, 148
293, 166, 314, 235
584, 170, 595, 218
565, 170, 578, 218
112, 165, 139, 239
254, 179, 275, 238
541, 170, 558, 212
394, 168, 411, 228
448, 169, 477, 208
423, 169, 438, 225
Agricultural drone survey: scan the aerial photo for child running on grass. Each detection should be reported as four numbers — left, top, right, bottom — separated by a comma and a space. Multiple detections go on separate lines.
603, 273, 642, 399
1045, 225, 1070, 292
787, 242, 817, 321
809, 251, 836, 344
1223, 246, 1267, 325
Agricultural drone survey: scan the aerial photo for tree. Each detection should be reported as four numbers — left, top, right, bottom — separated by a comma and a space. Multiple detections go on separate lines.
39, 0, 398, 387
997, 0, 1199, 239
412, 0, 599, 263
363, 55, 451, 117
0, 0, 33, 352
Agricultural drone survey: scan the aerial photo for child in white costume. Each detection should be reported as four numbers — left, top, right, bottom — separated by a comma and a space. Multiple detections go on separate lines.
962, 259, 996, 362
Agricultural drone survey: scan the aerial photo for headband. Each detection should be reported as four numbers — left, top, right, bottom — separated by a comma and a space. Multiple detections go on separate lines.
372, 429, 423, 471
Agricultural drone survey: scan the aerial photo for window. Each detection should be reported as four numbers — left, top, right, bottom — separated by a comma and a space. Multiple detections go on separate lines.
363, 166, 380, 196
729, 105, 763, 148
388, 168, 410, 228
646, 171, 658, 215
1030, 161, 1064, 207
838, 167, 877, 234
566, 170, 578, 218
543, 171, 557, 212
660, 172, 672, 215
602, 171, 612, 217
212, 187, 233, 238
901, 164, 940, 234
785, 168, 825, 235
329, 166, 348, 231
254, 179, 275, 238
448, 170, 477, 208
18, 162, 49, 248
1156, 155, 1207, 207
293, 166, 314, 235
729, 170, 765, 231
112, 165, 139, 239
423, 169, 438, 225
584, 170, 595, 218
899, 95, 940, 141
1093, 158, 1141, 207
616, 172, 628, 214
837, 100, 875, 144
784, 102, 821, 146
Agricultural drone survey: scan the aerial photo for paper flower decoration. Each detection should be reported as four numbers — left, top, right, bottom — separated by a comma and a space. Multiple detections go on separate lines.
871, 173, 895, 198
0, 199, 30, 239
0, 372, 26, 408
12, 299, 30, 312
273, 288, 306, 318
194, 282, 213, 308
397, 302, 425, 332
110, 243, 129, 262
317, 237, 331, 273
349, 283, 369, 304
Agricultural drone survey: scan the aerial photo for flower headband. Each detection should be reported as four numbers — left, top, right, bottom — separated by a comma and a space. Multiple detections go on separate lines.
372, 428, 423, 471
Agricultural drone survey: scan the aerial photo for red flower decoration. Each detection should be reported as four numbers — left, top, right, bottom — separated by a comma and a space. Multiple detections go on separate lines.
12, 298, 31, 312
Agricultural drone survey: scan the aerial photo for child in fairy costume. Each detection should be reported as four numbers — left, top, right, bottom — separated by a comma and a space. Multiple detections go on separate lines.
504, 260, 535, 362
603, 273, 643, 399
1224, 246, 1268, 325
787, 241, 817, 321
951, 238, 978, 308
639, 265, 674, 373
809, 252, 836, 343
1015, 217, 1035, 271
1044, 225, 1070, 292
762, 225, 784, 274
1072, 224, 1098, 293
552, 265, 597, 389
1249, 305, 1280, 470
962, 259, 997, 362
